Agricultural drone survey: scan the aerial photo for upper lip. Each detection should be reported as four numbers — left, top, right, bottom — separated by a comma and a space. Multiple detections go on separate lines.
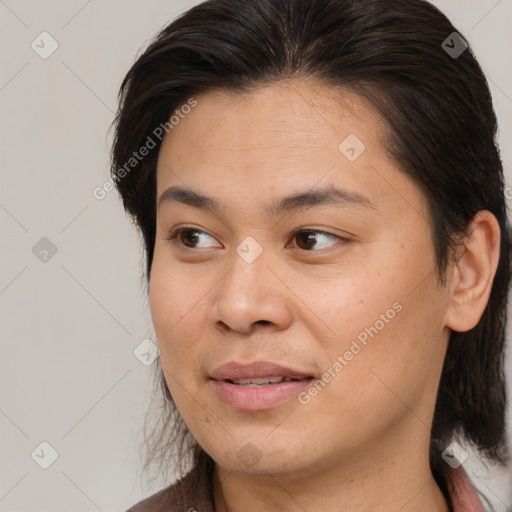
210, 361, 314, 381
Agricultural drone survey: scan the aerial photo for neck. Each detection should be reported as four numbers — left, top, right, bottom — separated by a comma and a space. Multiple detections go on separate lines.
212, 426, 449, 512
213, 462, 449, 512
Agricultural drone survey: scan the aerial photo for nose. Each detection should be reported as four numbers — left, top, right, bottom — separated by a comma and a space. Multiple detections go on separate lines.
210, 249, 293, 335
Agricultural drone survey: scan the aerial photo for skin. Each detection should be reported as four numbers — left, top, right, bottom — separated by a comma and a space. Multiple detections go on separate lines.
149, 79, 500, 512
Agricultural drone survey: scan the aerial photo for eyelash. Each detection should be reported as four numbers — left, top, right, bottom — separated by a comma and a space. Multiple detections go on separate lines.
165, 226, 349, 252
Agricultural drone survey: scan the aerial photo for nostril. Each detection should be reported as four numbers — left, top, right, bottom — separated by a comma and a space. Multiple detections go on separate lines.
256, 320, 271, 325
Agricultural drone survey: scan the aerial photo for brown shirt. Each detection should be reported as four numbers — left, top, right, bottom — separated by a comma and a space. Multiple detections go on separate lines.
125, 464, 485, 512
126, 464, 213, 512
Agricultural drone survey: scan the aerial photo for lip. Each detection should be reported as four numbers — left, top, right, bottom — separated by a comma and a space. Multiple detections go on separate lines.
209, 361, 315, 411
210, 361, 314, 381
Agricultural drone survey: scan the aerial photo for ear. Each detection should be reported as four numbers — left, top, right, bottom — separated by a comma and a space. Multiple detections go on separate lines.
444, 210, 501, 332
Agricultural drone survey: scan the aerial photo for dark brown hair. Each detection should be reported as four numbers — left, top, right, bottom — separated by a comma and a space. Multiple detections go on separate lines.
110, 0, 511, 508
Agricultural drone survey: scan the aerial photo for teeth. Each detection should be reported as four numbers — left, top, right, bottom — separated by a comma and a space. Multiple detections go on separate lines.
231, 376, 298, 386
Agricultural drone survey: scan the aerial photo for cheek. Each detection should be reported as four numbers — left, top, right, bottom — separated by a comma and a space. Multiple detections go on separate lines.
149, 249, 211, 336
148, 260, 207, 374
335, 283, 446, 419
314, 254, 446, 401
303, 299, 445, 454
149, 273, 208, 422
147, 252, 226, 400
307, 267, 402, 356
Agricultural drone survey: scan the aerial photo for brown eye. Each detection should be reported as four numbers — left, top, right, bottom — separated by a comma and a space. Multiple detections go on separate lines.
178, 229, 201, 248
292, 229, 345, 251
167, 228, 219, 249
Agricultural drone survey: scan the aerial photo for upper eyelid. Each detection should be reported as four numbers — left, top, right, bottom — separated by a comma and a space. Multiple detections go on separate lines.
167, 226, 218, 241
167, 226, 346, 247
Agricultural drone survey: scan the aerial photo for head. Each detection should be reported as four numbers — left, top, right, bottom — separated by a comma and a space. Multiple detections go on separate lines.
110, 0, 510, 504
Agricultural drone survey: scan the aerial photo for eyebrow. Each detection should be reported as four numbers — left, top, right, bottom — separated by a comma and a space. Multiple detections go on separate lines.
158, 184, 377, 217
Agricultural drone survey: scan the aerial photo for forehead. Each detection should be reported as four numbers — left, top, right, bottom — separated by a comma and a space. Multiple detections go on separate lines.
154, 79, 429, 227
156, 80, 388, 184
167, 81, 378, 146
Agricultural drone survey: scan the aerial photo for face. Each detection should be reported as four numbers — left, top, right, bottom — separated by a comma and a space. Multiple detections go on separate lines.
149, 79, 453, 477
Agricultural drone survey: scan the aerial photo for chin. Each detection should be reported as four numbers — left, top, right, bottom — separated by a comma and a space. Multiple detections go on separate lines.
205, 434, 314, 475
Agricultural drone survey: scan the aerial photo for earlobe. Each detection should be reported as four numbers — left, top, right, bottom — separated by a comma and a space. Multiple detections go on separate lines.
444, 210, 501, 333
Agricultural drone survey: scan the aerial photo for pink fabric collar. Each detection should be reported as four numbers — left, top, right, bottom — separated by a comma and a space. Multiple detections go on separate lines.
450, 466, 485, 512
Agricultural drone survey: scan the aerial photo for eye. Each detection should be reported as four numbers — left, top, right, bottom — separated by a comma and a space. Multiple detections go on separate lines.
166, 227, 220, 249
290, 228, 346, 251
166, 226, 348, 252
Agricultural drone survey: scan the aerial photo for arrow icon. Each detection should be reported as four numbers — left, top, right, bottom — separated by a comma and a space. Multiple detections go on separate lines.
236, 236, 263, 263
441, 441, 468, 468
31, 31, 59, 59
339, 134, 365, 161
441, 32, 467, 59
32, 238, 58, 262
31, 441, 59, 468
134, 339, 160, 365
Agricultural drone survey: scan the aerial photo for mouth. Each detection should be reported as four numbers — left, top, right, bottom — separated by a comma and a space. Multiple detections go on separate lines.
209, 361, 315, 410
210, 361, 315, 381
225, 376, 311, 387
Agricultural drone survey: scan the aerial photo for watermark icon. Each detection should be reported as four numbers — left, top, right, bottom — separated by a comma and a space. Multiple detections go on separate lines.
133, 338, 160, 366
93, 97, 197, 200
31, 441, 59, 469
441, 441, 469, 469
237, 442, 263, 468
31, 32, 59, 59
32, 237, 58, 263
441, 32, 468, 59
298, 301, 403, 405
338, 133, 366, 161
236, 236, 264, 264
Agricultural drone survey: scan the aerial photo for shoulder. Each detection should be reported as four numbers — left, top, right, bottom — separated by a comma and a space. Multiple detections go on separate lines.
124, 466, 213, 512
125, 486, 177, 512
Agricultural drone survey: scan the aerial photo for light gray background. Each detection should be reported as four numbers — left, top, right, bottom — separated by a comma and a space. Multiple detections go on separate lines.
1, 1, 511, 511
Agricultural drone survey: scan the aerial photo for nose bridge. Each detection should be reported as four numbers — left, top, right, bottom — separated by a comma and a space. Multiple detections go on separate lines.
211, 241, 292, 333
220, 244, 269, 313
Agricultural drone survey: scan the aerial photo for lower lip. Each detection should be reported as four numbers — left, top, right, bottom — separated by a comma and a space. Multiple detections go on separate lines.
210, 378, 313, 411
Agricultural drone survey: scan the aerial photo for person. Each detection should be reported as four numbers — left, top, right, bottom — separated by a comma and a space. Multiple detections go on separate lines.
110, 0, 511, 510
